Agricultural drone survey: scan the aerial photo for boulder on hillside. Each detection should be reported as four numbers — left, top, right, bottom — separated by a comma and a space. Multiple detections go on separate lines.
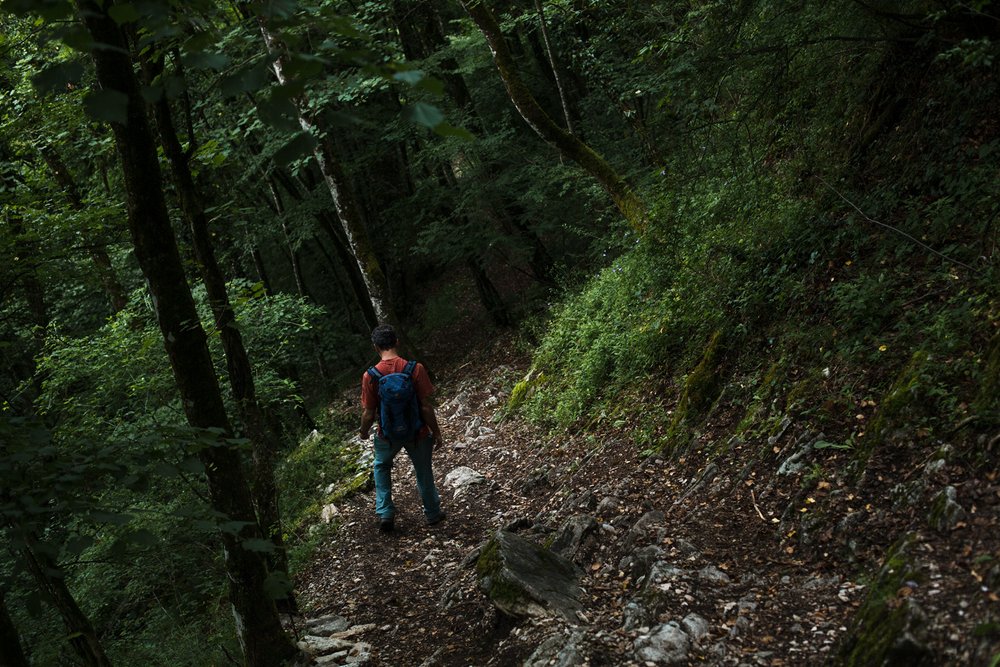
476, 530, 583, 622
549, 514, 598, 561
444, 466, 487, 497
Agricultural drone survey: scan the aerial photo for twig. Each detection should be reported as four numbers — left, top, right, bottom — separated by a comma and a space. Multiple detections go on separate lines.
750, 489, 766, 522
814, 175, 979, 274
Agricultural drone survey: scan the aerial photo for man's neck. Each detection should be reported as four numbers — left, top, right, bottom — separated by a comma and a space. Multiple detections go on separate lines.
379, 349, 400, 361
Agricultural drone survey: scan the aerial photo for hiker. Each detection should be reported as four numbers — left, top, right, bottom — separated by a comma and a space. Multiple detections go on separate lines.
359, 324, 445, 532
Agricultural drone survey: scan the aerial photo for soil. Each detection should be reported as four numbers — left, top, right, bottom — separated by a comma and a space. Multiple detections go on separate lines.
293, 330, 1000, 666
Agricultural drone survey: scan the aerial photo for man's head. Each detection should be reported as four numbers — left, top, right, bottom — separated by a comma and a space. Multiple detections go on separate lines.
371, 324, 398, 351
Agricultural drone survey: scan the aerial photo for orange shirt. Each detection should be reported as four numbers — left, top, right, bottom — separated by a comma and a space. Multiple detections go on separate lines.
361, 357, 434, 439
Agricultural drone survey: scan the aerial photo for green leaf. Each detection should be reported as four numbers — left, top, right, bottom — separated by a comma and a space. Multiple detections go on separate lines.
220, 61, 273, 97
240, 538, 276, 553
83, 90, 129, 125
256, 96, 301, 132
273, 131, 317, 166
393, 69, 425, 86
262, 570, 293, 599
108, 3, 140, 24
403, 102, 443, 129
181, 51, 230, 71
60, 25, 95, 52
140, 85, 164, 104
65, 535, 95, 556
433, 121, 475, 142
177, 457, 204, 474
219, 520, 255, 535
31, 61, 84, 94
126, 529, 158, 546
89, 510, 131, 525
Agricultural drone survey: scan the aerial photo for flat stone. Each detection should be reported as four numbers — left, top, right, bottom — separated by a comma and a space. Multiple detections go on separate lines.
444, 466, 486, 490
681, 613, 710, 642
304, 613, 351, 636
634, 621, 691, 664
331, 623, 376, 639
298, 635, 354, 655
698, 565, 731, 586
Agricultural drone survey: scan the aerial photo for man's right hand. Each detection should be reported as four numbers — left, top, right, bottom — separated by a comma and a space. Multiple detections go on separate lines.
432, 432, 444, 451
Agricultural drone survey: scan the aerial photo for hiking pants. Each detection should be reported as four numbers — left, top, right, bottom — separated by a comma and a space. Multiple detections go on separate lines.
372, 434, 442, 522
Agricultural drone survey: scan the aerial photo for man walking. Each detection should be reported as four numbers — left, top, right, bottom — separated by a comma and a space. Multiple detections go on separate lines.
360, 325, 445, 532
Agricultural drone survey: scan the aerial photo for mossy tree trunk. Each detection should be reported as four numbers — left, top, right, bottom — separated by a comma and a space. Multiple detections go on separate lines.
76, 2, 297, 663
16, 531, 110, 666
256, 16, 400, 330
459, 0, 646, 231
394, 1, 555, 285
0, 589, 28, 667
139, 48, 294, 611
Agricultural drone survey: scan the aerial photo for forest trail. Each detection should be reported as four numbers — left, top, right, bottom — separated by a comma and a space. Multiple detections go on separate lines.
290, 342, 999, 666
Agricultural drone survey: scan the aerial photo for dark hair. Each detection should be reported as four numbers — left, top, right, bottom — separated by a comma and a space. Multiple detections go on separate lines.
371, 324, 398, 350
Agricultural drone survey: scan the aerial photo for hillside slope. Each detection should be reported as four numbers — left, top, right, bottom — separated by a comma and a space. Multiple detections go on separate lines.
288, 335, 999, 666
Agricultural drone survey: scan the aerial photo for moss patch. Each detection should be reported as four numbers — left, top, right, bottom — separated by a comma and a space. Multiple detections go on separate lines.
862, 350, 931, 459
663, 330, 726, 453
836, 533, 928, 666
976, 333, 1000, 423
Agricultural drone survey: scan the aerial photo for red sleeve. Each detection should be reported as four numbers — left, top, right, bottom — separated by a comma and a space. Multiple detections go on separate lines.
413, 363, 434, 401
361, 371, 378, 409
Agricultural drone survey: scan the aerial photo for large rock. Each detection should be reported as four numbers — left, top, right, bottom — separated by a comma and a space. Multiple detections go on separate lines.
549, 514, 598, 560
444, 466, 487, 497
634, 621, 692, 664
476, 530, 583, 622
928, 485, 966, 532
523, 629, 587, 667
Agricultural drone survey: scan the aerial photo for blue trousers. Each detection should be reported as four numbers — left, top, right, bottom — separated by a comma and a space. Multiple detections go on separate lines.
373, 434, 442, 522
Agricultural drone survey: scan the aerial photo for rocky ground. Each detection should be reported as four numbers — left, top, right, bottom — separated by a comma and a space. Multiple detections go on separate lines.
290, 339, 1000, 666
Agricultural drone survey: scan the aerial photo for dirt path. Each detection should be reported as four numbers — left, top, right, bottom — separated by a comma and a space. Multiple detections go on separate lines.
292, 347, 1000, 666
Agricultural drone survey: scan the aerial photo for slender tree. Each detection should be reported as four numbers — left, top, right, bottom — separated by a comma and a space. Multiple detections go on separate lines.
459, 0, 646, 230
0, 589, 28, 667
138, 48, 295, 607
254, 11, 400, 329
74, 2, 297, 663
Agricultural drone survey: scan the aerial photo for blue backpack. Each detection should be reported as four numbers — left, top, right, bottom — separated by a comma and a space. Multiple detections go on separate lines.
367, 360, 424, 444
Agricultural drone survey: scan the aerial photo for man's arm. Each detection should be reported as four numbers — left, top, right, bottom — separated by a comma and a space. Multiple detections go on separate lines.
420, 398, 444, 450
360, 407, 376, 440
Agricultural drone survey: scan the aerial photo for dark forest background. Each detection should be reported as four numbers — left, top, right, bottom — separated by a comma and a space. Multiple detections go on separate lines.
0, 0, 997, 664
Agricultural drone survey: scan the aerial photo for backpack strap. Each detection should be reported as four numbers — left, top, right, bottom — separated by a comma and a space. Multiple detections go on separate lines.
402, 360, 417, 377
367, 366, 383, 384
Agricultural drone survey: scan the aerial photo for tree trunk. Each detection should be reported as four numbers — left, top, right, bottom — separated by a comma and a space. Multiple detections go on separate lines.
256, 17, 400, 328
39, 145, 128, 313
266, 165, 379, 329
139, 49, 294, 610
250, 245, 273, 295
460, 0, 646, 230
76, 3, 297, 663
0, 588, 29, 667
532, 0, 575, 135
467, 257, 512, 326
392, 2, 555, 284
16, 534, 110, 666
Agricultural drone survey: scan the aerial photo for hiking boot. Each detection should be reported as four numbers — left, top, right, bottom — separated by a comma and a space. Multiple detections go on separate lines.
427, 512, 446, 526
379, 517, 394, 533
